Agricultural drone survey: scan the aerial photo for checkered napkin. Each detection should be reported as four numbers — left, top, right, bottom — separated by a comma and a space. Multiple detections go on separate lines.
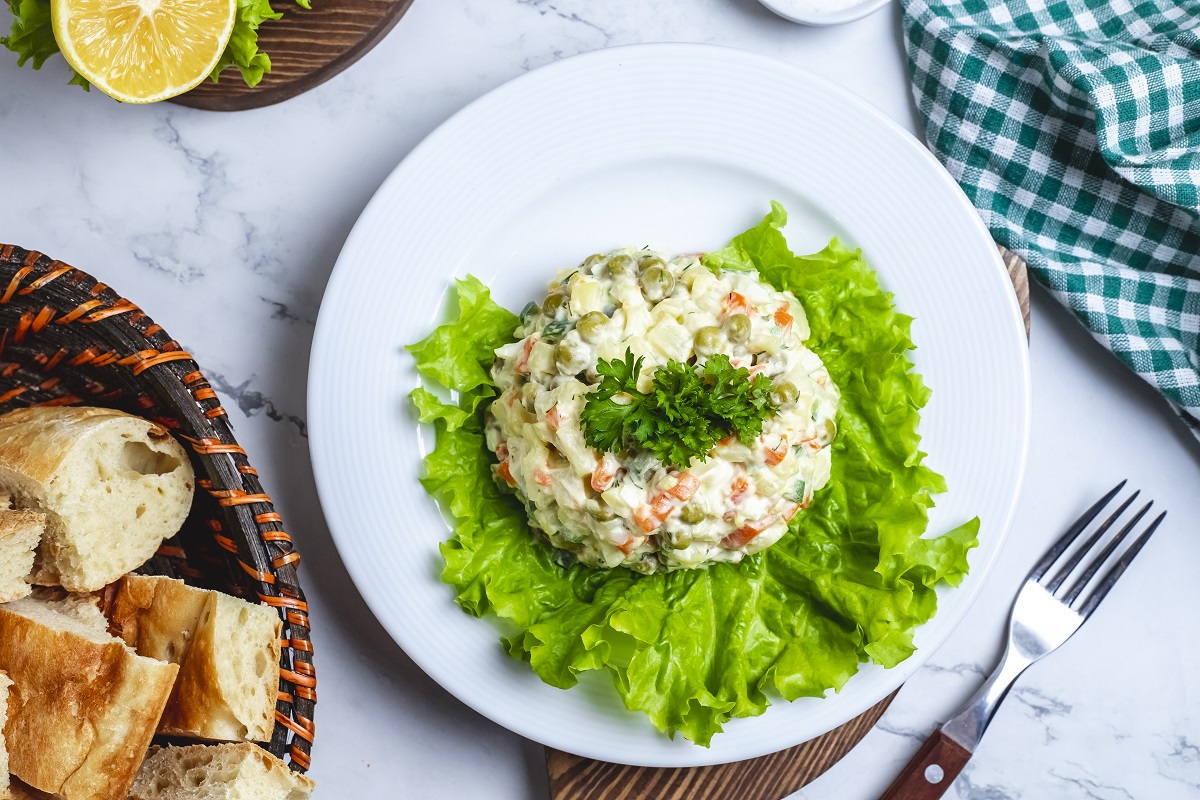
902, 0, 1200, 436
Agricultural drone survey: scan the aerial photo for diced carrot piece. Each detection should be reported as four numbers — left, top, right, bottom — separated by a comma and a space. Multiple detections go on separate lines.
495, 442, 510, 461
617, 535, 637, 556
667, 472, 700, 501
747, 362, 768, 377
633, 505, 664, 533
497, 460, 516, 487
650, 492, 674, 518
546, 404, 560, 431
534, 467, 553, 487
729, 475, 749, 504
762, 439, 787, 466
515, 337, 537, 374
720, 514, 779, 549
774, 304, 793, 331
722, 291, 751, 318
717, 433, 738, 447
590, 455, 617, 492
781, 501, 800, 521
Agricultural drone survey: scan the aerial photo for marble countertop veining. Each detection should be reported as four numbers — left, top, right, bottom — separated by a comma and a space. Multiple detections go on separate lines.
1, 1, 1198, 798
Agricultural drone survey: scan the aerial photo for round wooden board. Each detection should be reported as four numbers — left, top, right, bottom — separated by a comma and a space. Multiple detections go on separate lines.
546, 248, 1030, 800
171, 0, 414, 111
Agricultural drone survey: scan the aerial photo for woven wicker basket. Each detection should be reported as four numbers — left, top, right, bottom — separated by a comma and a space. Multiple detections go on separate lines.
0, 244, 315, 771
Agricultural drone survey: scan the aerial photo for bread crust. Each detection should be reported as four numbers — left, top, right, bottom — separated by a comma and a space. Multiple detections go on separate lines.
0, 406, 194, 592
110, 576, 283, 743
129, 743, 314, 800
0, 600, 179, 800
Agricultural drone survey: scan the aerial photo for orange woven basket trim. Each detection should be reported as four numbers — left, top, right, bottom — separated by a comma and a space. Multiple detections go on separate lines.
239, 560, 275, 584
182, 371, 204, 384
217, 492, 273, 507
257, 593, 309, 613
214, 534, 238, 553
91, 352, 120, 368
42, 347, 69, 372
136, 395, 155, 409
289, 748, 311, 771
193, 388, 217, 401
0, 364, 15, 378
0, 387, 27, 404
292, 660, 315, 678
295, 686, 316, 702
255, 512, 282, 524
279, 668, 317, 689
286, 636, 314, 653
274, 711, 313, 742
238, 465, 258, 476
278, 690, 294, 704
261, 531, 292, 543
56, 299, 104, 325
89, 282, 108, 296
286, 610, 309, 627
20, 263, 73, 294
204, 407, 227, 420
190, 441, 247, 457
33, 395, 82, 407
37, 377, 59, 391
197, 479, 213, 489
1, 267, 34, 303
84, 299, 139, 323
156, 545, 187, 559
131, 350, 193, 376
67, 346, 101, 367
272, 551, 300, 569
14, 310, 34, 343
31, 306, 55, 334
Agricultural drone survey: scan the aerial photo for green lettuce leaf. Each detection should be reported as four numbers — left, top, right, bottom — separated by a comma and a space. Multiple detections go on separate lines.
410, 205, 978, 745
1, 0, 299, 90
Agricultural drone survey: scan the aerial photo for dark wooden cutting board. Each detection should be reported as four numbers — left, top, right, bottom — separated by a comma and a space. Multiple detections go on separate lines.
546, 248, 1030, 800
171, 0, 414, 111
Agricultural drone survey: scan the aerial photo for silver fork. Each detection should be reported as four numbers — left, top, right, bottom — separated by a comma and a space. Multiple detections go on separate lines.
879, 481, 1166, 800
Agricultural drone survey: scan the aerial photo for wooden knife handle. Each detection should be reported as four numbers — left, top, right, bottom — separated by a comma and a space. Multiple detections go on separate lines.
878, 728, 971, 800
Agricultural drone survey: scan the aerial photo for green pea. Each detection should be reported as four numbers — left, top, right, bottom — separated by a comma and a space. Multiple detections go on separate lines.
679, 504, 706, 524
582, 253, 606, 270
590, 503, 616, 522
520, 382, 538, 407
693, 326, 721, 354
556, 341, 588, 373
541, 292, 568, 317
639, 265, 676, 301
577, 311, 608, 343
666, 531, 692, 549
770, 380, 799, 407
821, 417, 837, 443
638, 255, 667, 271
607, 254, 636, 278
723, 313, 751, 344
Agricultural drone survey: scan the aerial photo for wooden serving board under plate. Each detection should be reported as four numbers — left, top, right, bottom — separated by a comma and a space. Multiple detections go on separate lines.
547, 248, 1030, 800
171, 0, 415, 111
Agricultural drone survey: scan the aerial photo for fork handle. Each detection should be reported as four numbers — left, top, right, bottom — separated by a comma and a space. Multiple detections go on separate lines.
878, 728, 972, 800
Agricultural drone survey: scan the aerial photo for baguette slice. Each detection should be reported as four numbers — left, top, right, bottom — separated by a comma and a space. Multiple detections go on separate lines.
110, 576, 282, 743
11, 778, 57, 800
0, 407, 195, 592
128, 744, 314, 800
0, 509, 43, 602
0, 669, 11, 799
0, 593, 179, 800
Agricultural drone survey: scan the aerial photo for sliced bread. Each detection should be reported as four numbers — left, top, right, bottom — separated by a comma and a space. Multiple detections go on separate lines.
0, 406, 195, 592
0, 509, 43, 602
0, 592, 179, 800
128, 744, 314, 800
0, 669, 12, 799
110, 575, 282, 743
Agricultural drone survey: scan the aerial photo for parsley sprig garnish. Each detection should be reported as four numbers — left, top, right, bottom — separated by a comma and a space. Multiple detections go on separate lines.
580, 350, 777, 468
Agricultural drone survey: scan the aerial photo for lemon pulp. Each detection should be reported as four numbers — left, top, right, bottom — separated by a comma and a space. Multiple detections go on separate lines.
52, 0, 237, 103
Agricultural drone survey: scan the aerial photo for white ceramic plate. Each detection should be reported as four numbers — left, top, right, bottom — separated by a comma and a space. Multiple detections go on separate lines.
309, 43, 1030, 767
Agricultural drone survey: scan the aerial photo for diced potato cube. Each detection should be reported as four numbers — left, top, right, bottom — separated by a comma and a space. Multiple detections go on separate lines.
646, 318, 692, 362
571, 277, 609, 315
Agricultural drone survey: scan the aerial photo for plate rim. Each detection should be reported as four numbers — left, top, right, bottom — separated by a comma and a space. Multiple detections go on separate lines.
309, 42, 1032, 766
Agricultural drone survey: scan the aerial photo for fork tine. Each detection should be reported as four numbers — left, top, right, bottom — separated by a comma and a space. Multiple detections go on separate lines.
1044, 490, 1138, 592
1075, 511, 1166, 618
1060, 501, 1151, 605
1027, 480, 1126, 583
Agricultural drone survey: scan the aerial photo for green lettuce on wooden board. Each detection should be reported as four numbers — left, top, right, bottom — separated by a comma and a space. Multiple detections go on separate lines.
0, 0, 302, 89
408, 204, 979, 745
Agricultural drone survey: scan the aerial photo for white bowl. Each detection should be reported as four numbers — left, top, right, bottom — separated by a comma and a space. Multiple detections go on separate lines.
758, 0, 892, 26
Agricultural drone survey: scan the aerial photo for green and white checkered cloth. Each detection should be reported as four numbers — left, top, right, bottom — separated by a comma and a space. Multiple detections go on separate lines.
902, 0, 1200, 435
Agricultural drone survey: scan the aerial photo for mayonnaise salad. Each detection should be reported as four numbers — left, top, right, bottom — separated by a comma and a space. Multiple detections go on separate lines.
485, 248, 840, 574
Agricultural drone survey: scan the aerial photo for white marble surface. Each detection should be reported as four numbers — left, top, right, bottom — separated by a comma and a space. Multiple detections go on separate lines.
1, 1, 1198, 797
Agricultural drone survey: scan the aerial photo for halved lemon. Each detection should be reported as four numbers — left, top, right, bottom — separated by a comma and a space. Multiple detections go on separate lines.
51, 0, 236, 103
